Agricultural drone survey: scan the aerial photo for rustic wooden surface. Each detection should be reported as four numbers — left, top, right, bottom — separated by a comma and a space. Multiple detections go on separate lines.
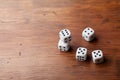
0, 0, 119, 80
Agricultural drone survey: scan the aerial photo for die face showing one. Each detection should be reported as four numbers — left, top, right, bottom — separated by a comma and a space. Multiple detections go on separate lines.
58, 40, 70, 52
92, 50, 104, 63
82, 27, 95, 41
76, 47, 87, 61
59, 29, 72, 43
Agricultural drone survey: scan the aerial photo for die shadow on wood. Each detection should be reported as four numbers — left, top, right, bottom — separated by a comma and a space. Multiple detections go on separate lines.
67, 46, 74, 53
94, 57, 106, 65
94, 56, 111, 66
89, 37, 98, 43
85, 54, 91, 63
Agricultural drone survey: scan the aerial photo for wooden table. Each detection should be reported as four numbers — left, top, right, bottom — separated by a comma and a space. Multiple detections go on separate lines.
0, 0, 119, 80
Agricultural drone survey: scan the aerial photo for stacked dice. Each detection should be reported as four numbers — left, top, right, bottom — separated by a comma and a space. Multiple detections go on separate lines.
58, 29, 72, 52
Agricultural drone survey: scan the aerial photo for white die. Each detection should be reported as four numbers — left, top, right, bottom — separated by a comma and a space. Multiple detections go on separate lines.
59, 29, 72, 43
76, 47, 87, 61
92, 50, 104, 63
82, 27, 95, 41
58, 40, 70, 52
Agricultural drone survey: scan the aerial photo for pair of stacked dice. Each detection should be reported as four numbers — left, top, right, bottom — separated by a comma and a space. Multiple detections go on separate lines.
76, 27, 104, 64
58, 29, 72, 52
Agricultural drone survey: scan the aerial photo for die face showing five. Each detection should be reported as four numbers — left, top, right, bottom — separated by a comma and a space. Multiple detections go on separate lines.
82, 27, 95, 41
59, 29, 72, 43
76, 47, 87, 61
92, 50, 104, 63
58, 40, 70, 52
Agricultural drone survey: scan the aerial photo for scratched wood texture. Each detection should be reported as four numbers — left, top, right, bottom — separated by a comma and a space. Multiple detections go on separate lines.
0, 0, 119, 80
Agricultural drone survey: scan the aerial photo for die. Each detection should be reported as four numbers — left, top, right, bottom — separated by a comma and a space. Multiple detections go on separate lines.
58, 40, 70, 52
92, 50, 104, 63
59, 29, 72, 43
76, 47, 87, 61
82, 27, 95, 41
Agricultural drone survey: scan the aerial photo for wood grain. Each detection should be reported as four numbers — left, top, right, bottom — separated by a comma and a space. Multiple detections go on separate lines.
0, 0, 119, 80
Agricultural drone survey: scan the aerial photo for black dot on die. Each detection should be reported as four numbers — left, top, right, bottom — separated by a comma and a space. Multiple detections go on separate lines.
98, 51, 100, 53
88, 28, 90, 30
62, 32, 65, 36
67, 32, 69, 35
82, 53, 84, 54
94, 52, 96, 54
95, 55, 96, 57
88, 33, 89, 35
99, 54, 101, 56
91, 31, 93, 32
78, 52, 80, 54
83, 49, 85, 51
85, 31, 86, 33
63, 47, 65, 48
65, 30, 69, 35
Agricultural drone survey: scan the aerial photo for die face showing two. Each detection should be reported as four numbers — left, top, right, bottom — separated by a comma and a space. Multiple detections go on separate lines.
76, 47, 87, 61
59, 29, 72, 43
92, 50, 104, 63
58, 40, 70, 52
82, 27, 95, 41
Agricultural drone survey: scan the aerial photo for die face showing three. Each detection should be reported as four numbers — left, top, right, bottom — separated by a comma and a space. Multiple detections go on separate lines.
59, 29, 72, 43
58, 40, 70, 52
92, 50, 104, 63
76, 47, 87, 61
82, 27, 95, 41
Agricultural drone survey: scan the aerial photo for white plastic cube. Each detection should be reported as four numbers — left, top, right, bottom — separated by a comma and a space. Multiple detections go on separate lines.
76, 47, 87, 61
59, 29, 72, 43
82, 27, 95, 41
92, 50, 104, 63
58, 40, 70, 52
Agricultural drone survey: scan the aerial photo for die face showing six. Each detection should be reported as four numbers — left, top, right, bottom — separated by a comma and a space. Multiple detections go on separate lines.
59, 29, 72, 43
82, 27, 95, 41
92, 50, 104, 63
58, 40, 70, 52
76, 47, 87, 61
